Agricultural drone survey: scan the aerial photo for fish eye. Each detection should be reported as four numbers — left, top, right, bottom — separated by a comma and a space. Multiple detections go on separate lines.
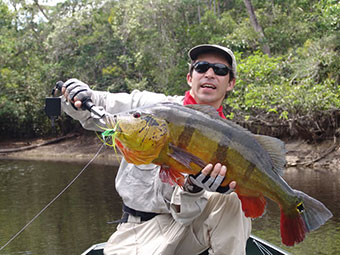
133, 111, 141, 118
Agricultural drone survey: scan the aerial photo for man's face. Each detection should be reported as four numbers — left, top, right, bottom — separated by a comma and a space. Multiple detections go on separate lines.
187, 52, 235, 109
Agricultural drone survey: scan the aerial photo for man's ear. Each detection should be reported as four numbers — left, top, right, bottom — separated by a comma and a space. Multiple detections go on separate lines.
226, 78, 236, 92
186, 73, 192, 87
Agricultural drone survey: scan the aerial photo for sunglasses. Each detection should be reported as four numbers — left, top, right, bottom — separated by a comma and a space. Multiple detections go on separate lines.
193, 61, 231, 76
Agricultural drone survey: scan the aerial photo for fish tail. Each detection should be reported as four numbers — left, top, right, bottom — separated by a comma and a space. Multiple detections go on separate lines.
295, 190, 333, 231
280, 190, 333, 246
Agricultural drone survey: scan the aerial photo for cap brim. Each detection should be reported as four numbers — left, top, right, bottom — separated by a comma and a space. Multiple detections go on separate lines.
189, 45, 232, 64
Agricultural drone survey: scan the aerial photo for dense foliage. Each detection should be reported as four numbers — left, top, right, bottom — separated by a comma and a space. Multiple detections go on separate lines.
0, 0, 339, 139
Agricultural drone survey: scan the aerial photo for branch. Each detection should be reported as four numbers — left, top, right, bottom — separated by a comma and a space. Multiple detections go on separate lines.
33, 0, 50, 21
304, 136, 338, 167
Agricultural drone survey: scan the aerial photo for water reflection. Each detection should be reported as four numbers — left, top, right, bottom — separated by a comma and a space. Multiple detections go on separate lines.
0, 160, 339, 254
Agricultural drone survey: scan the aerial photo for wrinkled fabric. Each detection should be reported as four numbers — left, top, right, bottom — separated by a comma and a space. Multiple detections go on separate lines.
104, 192, 251, 255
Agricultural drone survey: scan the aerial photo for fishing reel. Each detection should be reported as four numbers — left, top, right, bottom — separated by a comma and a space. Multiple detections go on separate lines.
44, 81, 63, 132
44, 81, 106, 132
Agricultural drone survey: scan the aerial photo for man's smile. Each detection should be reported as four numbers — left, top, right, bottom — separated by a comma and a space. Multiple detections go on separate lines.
201, 84, 216, 89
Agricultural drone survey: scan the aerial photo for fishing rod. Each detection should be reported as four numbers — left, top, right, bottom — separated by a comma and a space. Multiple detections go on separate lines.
0, 82, 108, 251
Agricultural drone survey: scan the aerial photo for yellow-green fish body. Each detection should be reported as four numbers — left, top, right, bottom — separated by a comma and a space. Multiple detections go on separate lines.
104, 102, 332, 246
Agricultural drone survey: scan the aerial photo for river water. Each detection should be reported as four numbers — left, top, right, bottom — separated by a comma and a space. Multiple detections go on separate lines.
0, 159, 339, 254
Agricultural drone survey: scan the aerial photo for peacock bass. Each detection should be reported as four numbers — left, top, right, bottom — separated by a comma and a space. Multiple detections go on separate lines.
102, 102, 332, 246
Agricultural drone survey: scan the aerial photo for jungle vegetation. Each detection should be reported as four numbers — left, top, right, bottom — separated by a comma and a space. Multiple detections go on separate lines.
0, 0, 339, 140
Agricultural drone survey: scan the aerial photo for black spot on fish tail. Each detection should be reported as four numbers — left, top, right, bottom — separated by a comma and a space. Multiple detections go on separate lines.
296, 202, 305, 213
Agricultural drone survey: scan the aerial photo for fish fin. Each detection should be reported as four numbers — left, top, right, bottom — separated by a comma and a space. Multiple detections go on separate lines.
184, 104, 221, 119
183, 105, 254, 134
280, 189, 333, 246
161, 143, 207, 187
159, 166, 185, 186
237, 194, 267, 218
294, 189, 333, 231
159, 166, 174, 185
280, 209, 307, 246
168, 143, 207, 169
253, 135, 286, 176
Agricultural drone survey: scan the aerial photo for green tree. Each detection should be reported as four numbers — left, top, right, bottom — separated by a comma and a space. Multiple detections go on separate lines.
0, 0, 339, 139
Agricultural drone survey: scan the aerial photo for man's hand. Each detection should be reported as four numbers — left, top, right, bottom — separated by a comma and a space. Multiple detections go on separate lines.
62, 78, 92, 109
185, 163, 236, 193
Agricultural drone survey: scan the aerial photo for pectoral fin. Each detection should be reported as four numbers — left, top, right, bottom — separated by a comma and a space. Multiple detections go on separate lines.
168, 143, 207, 170
159, 165, 186, 186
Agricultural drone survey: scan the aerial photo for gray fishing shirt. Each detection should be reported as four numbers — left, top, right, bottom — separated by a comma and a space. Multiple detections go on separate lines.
61, 89, 209, 225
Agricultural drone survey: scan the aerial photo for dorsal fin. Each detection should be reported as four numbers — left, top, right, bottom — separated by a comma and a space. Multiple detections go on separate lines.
221, 118, 254, 135
253, 135, 286, 176
185, 104, 255, 134
184, 104, 221, 119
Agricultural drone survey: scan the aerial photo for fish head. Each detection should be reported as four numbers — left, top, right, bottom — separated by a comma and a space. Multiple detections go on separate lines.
104, 109, 169, 164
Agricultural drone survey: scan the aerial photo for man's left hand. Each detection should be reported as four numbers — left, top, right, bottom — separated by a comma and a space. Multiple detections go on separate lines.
185, 163, 236, 193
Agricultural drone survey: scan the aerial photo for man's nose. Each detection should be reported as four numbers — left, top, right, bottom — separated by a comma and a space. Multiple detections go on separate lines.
204, 67, 215, 77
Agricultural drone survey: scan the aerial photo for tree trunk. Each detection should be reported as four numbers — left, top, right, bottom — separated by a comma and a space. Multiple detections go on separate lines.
243, 0, 271, 56
197, 0, 201, 24
213, 0, 216, 15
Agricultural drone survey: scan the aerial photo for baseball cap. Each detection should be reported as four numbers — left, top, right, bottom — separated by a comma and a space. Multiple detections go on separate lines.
188, 44, 237, 77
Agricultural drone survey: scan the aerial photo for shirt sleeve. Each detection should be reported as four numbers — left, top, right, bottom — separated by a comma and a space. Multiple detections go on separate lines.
61, 89, 184, 131
170, 185, 209, 225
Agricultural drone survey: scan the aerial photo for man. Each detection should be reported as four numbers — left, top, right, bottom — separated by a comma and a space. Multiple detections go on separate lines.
61, 44, 251, 255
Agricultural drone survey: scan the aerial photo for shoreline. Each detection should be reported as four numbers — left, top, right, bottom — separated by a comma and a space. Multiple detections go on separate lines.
0, 133, 339, 171
0, 133, 121, 166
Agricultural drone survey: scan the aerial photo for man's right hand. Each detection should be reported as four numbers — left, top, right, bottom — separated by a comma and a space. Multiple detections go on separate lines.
62, 78, 93, 109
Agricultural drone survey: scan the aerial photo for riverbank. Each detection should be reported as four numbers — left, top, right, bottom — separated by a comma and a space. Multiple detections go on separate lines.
1, 132, 340, 171
0, 132, 121, 166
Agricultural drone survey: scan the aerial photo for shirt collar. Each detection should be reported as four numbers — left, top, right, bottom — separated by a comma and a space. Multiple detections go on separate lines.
183, 91, 226, 119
